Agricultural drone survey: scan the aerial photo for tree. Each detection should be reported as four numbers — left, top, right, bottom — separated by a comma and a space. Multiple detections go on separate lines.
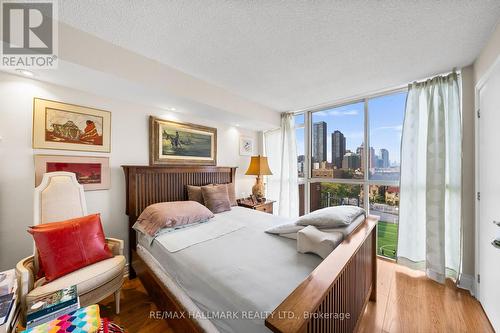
320, 183, 360, 202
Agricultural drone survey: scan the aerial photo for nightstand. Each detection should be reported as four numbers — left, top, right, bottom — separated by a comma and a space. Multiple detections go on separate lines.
237, 199, 276, 214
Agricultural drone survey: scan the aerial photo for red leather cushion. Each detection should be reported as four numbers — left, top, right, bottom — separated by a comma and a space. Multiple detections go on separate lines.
28, 214, 113, 282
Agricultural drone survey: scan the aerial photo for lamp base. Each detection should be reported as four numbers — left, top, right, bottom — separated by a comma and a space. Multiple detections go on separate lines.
252, 176, 265, 198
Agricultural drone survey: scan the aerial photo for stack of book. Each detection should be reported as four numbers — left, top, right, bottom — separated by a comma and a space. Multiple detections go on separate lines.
0, 269, 18, 333
22, 305, 100, 333
26, 285, 79, 329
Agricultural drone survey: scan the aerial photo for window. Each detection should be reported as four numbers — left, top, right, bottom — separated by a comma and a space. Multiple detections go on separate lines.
311, 102, 364, 179
296, 90, 407, 259
369, 92, 406, 181
369, 185, 399, 259
310, 183, 363, 212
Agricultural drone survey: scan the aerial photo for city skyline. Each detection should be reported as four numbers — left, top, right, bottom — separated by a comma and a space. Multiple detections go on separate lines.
310, 126, 394, 169
295, 91, 406, 166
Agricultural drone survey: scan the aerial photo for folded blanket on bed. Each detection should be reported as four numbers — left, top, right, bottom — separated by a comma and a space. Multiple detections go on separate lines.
265, 205, 365, 239
155, 218, 245, 252
297, 226, 344, 259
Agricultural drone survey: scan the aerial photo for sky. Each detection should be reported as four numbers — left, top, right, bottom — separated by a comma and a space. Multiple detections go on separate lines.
295, 91, 407, 166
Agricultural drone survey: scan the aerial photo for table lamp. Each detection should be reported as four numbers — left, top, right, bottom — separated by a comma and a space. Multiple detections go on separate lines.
245, 155, 273, 198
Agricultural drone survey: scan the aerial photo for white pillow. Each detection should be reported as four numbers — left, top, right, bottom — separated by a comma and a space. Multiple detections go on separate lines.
265, 223, 303, 236
296, 205, 365, 228
297, 226, 344, 259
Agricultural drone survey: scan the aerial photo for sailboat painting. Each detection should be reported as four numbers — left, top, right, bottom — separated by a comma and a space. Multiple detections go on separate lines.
150, 117, 217, 165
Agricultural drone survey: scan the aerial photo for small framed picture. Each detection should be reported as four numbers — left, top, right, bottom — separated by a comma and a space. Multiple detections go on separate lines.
239, 136, 254, 156
35, 155, 110, 191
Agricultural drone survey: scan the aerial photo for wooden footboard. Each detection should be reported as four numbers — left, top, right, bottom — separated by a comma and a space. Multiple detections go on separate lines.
265, 217, 378, 333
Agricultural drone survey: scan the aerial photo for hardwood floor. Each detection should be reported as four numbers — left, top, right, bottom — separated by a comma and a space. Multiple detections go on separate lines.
99, 278, 173, 333
356, 258, 493, 333
99, 259, 492, 333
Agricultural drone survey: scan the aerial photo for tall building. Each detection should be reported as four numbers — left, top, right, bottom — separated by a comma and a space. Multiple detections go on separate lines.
297, 155, 305, 177
356, 145, 364, 170
342, 152, 361, 170
331, 130, 346, 169
370, 147, 376, 169
380, 149, 389, 168
357, 144, 376, 170
312, 121, 327, 163
376, 157, 384, 168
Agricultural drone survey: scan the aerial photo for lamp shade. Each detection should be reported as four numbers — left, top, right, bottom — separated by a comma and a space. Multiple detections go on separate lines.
245, 155, 273, 176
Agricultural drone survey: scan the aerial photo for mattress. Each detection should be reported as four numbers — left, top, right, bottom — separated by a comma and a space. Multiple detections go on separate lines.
137, 207, 322, 333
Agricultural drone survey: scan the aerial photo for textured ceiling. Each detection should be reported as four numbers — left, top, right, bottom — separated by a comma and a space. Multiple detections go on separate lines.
59, 1, 500, 111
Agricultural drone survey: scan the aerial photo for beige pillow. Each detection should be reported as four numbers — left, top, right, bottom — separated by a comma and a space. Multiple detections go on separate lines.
225, 182, 237, 206
134, 201, 214, 236
201, 184, 231, 213
187, 185, 204, 204
187, 183, 236, 206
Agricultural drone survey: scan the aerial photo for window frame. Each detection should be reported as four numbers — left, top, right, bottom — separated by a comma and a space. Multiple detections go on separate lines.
295, 86, 407, 220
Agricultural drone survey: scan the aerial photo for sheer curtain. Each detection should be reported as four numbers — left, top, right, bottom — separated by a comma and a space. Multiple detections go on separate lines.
264, 113, 299, 218
265, 128, 282, 213
279, 113, 299, 218
398, 72, 462, 283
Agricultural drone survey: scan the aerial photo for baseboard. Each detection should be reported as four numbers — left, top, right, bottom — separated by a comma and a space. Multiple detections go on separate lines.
457, 273, 475, 296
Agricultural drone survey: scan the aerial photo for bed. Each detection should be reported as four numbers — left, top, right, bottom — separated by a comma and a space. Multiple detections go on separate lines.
123, 165, 377, 333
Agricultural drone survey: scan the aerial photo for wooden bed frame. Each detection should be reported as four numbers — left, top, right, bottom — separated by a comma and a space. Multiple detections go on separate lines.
123, 165, 377, 333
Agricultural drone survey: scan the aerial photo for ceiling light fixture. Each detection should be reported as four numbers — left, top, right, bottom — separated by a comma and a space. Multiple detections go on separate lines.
15, 69, 35, 77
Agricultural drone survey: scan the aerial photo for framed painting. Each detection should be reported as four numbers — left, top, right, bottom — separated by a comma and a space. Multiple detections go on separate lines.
35, 155, 110, 191
149, 116, 217, 165
33, 98, 111, 152
239, 136, 254, 156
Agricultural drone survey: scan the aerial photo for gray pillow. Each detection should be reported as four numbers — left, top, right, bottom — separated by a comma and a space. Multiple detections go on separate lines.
201, 184, 231, 213
296, 205, 365, 228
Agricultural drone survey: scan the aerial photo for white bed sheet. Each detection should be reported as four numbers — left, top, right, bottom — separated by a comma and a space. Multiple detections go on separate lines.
137, 207, 322, 333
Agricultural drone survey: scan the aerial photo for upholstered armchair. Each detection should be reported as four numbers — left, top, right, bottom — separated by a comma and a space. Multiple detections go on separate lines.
16, 172, 125, 320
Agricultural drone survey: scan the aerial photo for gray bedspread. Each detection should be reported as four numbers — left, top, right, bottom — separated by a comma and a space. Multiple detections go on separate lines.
138, 207, 322, 333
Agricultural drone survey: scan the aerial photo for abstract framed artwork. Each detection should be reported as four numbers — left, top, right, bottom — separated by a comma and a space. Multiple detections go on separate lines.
239, 136, 254, 156
35, 155, 110, 191
33, 98, 111, 152
149, 116, 217, 165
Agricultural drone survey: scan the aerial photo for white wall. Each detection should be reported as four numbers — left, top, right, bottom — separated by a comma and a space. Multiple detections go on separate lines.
474, 21, 500, 83
457, 20, 500, 287
0, 72, 261, 270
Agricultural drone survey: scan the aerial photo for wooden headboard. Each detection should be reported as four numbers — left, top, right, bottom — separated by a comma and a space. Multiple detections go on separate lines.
122, 165, 237, 272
